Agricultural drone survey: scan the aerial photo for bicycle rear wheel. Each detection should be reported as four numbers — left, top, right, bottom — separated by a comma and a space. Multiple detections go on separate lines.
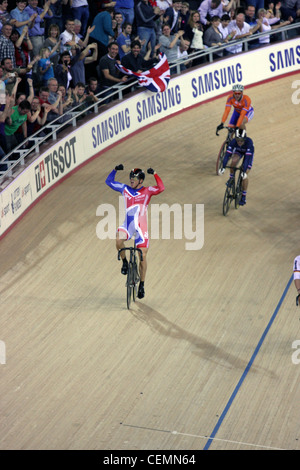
223, 179, 234, 216
132, 261, 139, 302
126, 263, 133, 309
216, 141, 227, 175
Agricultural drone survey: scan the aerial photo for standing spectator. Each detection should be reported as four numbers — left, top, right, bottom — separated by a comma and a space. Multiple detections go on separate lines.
245, 0, 265, 13
60, 18, 94, 53
10, 0, 38, 35
225, 12, 262, 54
117, 21, 133, 59
135, 0, 162, 56
11, 26, 33, 70
4, 99, 31, 152
71, 0, 90, 36
0, 0, 16, 27
74, 19, 83, 39
24, 0, 53, 63
164, 0, 182, 34
71, 81, 98, 112
46, 0, 66, 34
218, 13, 233, 40
115, 0, 135, 25
121, 39, 159, 71
46, 77, 63, 122
69, 42, 98, 85
177, 36, 191, 70
38, 42, 61, 85
89, 8, 115, 60
179, 2, 190, 29
156, 0, 173, 13
184, 10, 205, 63
198, 0, 233, 29
113, 11, 124, 36
27, 95, 50, 138
54, 51, 72, 89
98, 42, 128, 100
256, 7, 292, 45
0, 23, 16, 67
203, 14, 227, 56
158, 24, 185, 65
86, 76, 101, 95
43, 23, 61, 67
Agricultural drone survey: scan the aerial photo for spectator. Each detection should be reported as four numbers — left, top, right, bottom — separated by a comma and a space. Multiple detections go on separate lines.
46, 0, 66, 33
71, 80, 98, 113
198, 0, 234, 29
46, 77, 63, 122
117, 21, 133, 59
69, 42, 98, 85
74, 19, 83, 39
0, 23, 16, 67
164, 0, 182, 34
184, 10, 206, 63
278, 0, 300, 31
98, 42, 128, 100
0, 93, 14, 158
86, 76, 101, 95
218, 13, 233, 40
10, 0, 38, 35
204, 14, 229, 58
54, 51, 72, 89
159, 24, 185, 66
24, 0, 53, 62
135, 0, 163, 57
176, 36, 192, 70
120, 38, 159, 71
245, 0, 265, 13
58, 84, 74, 114
71, 0, 90, 36
60, 18, 94, 53
114, 0, 135, 25
4, 98, 31, 152
43, 23, 61, 68
0, 0, 16, 27
38, 42, 61, 85
11, 26, 33, 72
89, 8, 115, 60
113, 11, 124, 36
27, 95, 50, 138
179, 2, 190, 29
256, 7, 292, 45
1, 56, 39, 94
225, 12, 262, 53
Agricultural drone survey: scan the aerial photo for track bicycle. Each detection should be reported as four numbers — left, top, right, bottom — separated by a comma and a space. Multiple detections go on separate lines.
216, 126, 235, 175
118, 246, 143, 309
222, 163, 245, 216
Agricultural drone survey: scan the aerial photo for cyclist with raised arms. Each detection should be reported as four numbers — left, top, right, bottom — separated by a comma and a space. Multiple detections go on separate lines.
105, 164, 165, 299
219, 128, 254, 206
216, 84, 254, 135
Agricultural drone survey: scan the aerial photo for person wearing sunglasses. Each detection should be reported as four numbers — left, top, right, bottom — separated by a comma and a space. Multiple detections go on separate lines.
105, 164, 165, 299
216, 83, 254, 135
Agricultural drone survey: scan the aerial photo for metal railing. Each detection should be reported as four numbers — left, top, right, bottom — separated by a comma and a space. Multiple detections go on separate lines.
0, 21, 299, 187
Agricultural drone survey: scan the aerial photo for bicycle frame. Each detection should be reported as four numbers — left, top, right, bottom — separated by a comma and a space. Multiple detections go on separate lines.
118, 245, 143, 309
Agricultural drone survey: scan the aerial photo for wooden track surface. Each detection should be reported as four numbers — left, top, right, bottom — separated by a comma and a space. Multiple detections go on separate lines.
0, 75, 299, 451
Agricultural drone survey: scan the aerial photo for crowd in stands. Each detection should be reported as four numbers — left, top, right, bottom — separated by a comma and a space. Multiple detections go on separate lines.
0, 0, 299, 162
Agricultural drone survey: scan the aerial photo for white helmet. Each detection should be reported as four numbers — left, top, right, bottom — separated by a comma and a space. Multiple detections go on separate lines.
232, 84, 244, 92
236, 128, 246, 139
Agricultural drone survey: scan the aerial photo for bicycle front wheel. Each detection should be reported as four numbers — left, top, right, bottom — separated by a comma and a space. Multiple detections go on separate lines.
223, 180, 234, 216
132, 262, 139, 302
216, 141, 227, 175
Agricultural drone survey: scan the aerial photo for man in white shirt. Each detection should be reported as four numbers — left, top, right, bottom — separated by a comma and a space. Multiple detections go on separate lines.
225, 13, 261, 54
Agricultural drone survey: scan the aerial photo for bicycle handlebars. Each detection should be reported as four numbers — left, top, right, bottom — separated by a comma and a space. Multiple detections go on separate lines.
118, 246, 144, 261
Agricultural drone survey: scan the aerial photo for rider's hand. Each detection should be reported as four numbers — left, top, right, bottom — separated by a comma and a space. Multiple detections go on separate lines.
216, 123, 224, 135
115, 164, 124, 171
147, 168, 155, 174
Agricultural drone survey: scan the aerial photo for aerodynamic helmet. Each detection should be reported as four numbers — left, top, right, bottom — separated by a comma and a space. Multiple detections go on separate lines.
232, 84, 244, 92
129, 168, 145, 181
235, 128, 247, 139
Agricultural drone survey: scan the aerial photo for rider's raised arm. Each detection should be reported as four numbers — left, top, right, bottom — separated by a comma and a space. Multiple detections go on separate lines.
105, 169, 126, 193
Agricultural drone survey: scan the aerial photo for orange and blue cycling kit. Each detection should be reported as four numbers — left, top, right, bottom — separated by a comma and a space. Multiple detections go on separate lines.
221, 93, 254, 128
105, 169, 165, 248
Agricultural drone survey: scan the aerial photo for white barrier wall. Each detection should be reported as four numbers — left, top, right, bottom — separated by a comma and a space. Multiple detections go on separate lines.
1, 39, 299, 238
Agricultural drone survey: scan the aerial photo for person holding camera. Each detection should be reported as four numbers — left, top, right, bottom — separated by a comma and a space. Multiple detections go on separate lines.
105, 164, 165, 299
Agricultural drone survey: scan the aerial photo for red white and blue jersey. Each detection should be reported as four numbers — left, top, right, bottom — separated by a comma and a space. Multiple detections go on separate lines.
106, 169, 165, 247
293, 255, 300, 280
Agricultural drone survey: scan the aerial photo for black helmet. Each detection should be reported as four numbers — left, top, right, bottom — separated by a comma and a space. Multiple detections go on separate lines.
235, 128, 246, 139
129, 168, 145, 181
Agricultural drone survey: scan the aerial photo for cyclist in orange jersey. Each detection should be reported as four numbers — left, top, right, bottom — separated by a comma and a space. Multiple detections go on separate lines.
216, 84, 254, 135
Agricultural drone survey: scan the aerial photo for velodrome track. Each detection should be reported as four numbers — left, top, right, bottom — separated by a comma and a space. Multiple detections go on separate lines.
0, 74, 299, 451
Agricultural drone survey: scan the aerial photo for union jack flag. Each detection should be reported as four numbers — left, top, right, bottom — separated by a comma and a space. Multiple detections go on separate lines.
115, 52, 170, 93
